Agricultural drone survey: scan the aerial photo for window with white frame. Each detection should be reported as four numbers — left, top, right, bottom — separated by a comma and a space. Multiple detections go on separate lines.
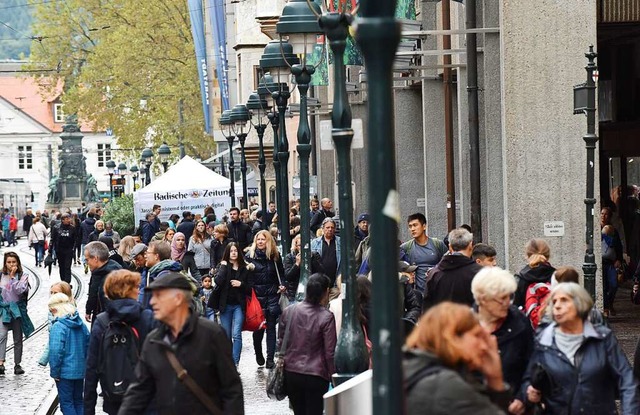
18, 145, 33, 170
97, 143, 112, 167
54, 103, 65, 123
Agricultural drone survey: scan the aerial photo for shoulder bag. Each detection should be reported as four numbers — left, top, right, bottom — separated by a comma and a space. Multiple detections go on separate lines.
165, 350, 223, 415
266, 305, 296, 400
274, 260, 290, 311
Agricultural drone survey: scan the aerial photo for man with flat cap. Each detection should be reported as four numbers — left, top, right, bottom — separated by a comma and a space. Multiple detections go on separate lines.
118, 271, 244, 414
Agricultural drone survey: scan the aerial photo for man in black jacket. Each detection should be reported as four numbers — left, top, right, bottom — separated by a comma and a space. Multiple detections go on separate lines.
49, 213, 78, 284
227, 207, 252, 251
423, 227, 482, 311
309, 198, 335, 235
118, 272, 244, 414
84, 241, 123, 323
176, 211, 195, 244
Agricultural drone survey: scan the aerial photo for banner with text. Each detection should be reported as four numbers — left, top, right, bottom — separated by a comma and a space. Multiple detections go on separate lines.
208, 0, 230, 111
188, 0, 212, 134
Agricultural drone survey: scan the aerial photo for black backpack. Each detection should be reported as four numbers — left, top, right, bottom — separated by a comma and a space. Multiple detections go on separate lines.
96, 313, 140, 401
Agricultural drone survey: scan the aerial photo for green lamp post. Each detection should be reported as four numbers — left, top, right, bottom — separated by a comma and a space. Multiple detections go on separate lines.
219, 110, 236, 206
356, 0, 403, 412
247, 91, 272, 228
106, 159, 116, 200
157, 142, 171, 172
259, 40, 299, 253
140, 147, 153, 185
230, 104, 252, 210
117, 162, 127, 198
276, 0, 324, 301
129, 165, 139, 192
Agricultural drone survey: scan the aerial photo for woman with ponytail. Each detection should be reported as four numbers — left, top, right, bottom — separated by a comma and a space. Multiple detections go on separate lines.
513, 238, 556, 308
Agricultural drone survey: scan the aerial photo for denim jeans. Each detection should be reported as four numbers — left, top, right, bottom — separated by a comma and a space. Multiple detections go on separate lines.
35, 241, 45, 264
603, 263, 618, 309
3, 229, 11, 245
204, 307, 216, 321
56, 378, 84, 415
220, 304, 244, 365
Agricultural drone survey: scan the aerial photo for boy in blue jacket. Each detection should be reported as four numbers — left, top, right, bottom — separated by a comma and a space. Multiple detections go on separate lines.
48, 292, 90, 415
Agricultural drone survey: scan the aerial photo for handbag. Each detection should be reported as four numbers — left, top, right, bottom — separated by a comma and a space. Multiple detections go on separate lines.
274, 260, 290, 311
266, 304, 296, 401
243, 288, 266, 331
165, 350, 223, 415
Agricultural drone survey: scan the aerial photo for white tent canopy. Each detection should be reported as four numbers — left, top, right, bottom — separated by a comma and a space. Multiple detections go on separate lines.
133, 156, 233, 226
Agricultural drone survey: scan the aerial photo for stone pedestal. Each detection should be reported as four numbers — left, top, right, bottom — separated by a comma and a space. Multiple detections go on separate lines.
57, 116, 87, 204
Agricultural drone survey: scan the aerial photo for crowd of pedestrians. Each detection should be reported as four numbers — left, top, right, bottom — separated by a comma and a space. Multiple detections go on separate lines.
3, 196, 640, 415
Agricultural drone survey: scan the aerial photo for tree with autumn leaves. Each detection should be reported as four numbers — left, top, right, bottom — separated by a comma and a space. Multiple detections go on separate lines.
27, 0, 217, 162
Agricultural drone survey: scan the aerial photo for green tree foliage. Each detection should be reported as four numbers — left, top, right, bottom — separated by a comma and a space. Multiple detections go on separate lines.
27, 0, 216, 164
102, 193, 135, 237
0, 0, 34, 59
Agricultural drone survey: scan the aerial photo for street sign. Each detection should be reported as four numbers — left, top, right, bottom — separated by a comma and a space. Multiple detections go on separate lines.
320, 118, 364, 150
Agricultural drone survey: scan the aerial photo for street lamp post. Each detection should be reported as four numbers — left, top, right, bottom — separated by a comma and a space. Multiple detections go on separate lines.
220, 110, 236, 206
106, 160, 116, 200
117, 162, 127, 198
247, 91, 272, 227
356, 0, 403, 411
260, 40, 299, 253
573, 45, 598, 301
158, 142, 172, 173
141, 147, 153, 185
276, 0, 324, 301
231, 104, 252, 210
130, 165, 139, 193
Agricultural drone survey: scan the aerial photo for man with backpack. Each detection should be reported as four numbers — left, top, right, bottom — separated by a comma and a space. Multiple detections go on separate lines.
84, 269, 155, 415
118, 271, 244, 414
400, 213, 447, 297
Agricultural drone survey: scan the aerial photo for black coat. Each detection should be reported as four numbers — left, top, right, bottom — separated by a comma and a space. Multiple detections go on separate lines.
513, 263, 556, 309
423, 254, 482, 311
181, 251, 201, 281
309, 209, 334, 234
209, 238, 230, 269
81, 217, 96, 245
84, 298, 155, 415
50, 223, 78, 254
22, 214, 33, 233
209, 264, 251, 313
227, 220, 253, 251
86, 259, 123, 318
402, 281, 421, 324
118, 311, 244, 414
283, 251, 325, 300
245, 250, 285, 316
177, 220, 196, 244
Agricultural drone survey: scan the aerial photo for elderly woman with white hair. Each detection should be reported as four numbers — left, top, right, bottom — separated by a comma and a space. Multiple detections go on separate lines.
523, 282, 639, 415
471, 267, 534, 415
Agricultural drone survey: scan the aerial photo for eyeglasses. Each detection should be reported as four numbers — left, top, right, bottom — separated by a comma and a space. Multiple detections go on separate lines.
489, 293, 514, 306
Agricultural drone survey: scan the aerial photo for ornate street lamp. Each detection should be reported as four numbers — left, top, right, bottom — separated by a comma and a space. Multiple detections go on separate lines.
247, 91, 272, 229
230, 104, 252, 210
573, 45, 598, 301
117, 162, 127, 198
106, 160, 116, 200
356, 0, 403, 411
258, 73, 286, 233
219, 110, 236, 206
130, 165, 139, 192
141, 147, 153, 185
276, 0, 324, 302
158, 142, 172, 173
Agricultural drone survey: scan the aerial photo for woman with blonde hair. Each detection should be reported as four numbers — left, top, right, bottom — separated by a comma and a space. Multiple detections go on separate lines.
48, 292, 90, 415
245, 230, 286, 369
84, 270, 154, 415
513, 238, 555, 308
118, 236, 136, 268
404, 302, 511, 414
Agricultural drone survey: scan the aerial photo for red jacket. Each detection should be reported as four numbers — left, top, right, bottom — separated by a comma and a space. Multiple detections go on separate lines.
9, 216, 18, 231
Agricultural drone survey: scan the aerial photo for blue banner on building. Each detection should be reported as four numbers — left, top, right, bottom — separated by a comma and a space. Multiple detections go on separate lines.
187, 0, 212, 134
208, 0, 230, 111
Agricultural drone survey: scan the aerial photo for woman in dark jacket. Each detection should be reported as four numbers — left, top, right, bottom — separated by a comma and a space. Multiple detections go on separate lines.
278, 273, 336, 415
471, 267, 534, 414
209, 242, 252, 366
84, 270, 154, 415
523, 282, 639, 415
245, 230, 286, 369
210, 223, 230, 271
283, 234, 325, 301
404, 302, 511, 415
513, 238, 555, 308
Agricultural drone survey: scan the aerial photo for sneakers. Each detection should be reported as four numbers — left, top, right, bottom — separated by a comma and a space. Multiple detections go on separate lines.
14, 365, 24, 375
256, 351, 265, 367
266, 359, 275, 369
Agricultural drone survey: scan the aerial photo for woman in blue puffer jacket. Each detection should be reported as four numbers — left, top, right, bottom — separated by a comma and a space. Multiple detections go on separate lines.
521, 282, 639, 415
245, 230, 286, 370
48, 292, 90, 415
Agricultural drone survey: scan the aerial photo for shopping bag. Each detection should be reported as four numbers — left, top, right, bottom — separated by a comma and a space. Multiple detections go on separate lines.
242, 289, 266, 331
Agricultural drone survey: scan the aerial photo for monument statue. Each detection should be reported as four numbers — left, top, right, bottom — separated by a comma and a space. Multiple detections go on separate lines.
47, 176, 61, 204
84, 174, 99, 202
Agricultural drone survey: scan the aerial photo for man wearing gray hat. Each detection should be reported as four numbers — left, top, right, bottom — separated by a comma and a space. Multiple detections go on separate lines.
119, 271, 244, 414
